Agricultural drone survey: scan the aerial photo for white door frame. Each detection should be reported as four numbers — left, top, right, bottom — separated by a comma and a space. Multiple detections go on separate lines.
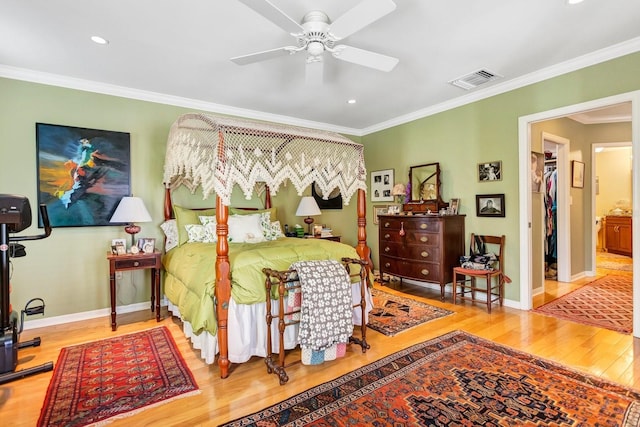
541, 132, 571, 283
518, 91, 640, 339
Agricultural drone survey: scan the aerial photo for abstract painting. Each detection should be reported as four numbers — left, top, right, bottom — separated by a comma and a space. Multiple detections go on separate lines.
36, 123, 130, 227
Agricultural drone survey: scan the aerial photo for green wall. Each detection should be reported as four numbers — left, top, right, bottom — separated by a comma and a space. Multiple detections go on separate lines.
362, 52, 640, 302
1, 51, 639, 322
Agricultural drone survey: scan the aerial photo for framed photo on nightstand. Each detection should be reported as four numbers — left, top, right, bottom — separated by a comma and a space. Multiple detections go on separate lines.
137, 238, 156, 253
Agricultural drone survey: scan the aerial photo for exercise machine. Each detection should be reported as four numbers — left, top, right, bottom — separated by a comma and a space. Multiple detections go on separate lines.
0, 194, 52, 385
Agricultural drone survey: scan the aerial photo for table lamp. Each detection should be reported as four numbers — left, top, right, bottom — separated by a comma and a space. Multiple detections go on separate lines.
110, 196, 152, 247
295, 196, 321, 235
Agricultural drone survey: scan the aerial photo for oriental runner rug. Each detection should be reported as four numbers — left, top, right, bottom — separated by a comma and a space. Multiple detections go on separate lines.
367, 288, 453, 336
533, 275, 632, 334
38, 326, 199, 427
221, 330, 640, 426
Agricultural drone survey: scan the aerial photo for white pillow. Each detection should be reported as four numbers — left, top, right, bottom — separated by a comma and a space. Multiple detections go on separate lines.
160, 219, 179, 251
228, 214, 266, 243
265, 220, 285, 240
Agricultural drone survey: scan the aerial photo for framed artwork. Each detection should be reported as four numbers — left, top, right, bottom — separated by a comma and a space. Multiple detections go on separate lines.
373, 205, 389, 225
572, 160, 585, 188
478, 161, 502, 182
371, 169, 394, 202
36, 123, 131, 227
137, 237, 156, 253
311, 182, 342, 209
531, 152, 544, 193
476, 194, 505, 217
449, 198, 460, 214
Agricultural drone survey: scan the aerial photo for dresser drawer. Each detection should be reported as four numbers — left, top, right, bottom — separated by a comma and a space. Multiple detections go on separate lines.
380, 242, 442, 262
379, 217, 441, 232
380, 255, 441, 282
114, 257, 158, 270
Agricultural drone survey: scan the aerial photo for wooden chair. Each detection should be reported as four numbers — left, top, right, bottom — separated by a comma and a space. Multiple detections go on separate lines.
452, 234, 510, 313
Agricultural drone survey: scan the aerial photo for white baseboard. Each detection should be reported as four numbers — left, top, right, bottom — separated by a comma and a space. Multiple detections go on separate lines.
22, 300, 166, 330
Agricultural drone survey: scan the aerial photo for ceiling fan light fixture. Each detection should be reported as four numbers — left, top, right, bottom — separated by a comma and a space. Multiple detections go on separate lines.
307, 41, 325, 56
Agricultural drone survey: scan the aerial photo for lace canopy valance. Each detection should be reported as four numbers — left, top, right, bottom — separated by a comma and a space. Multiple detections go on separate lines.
163, 113, 367, 205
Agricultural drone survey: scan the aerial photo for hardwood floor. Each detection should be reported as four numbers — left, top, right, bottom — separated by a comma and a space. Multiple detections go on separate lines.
2, 278, 639, 426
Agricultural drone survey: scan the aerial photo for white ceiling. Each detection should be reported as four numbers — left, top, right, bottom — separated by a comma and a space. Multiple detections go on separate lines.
1, 0, 639, 134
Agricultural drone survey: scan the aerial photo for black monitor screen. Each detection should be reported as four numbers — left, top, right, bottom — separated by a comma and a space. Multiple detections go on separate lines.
0, 194, 32, 233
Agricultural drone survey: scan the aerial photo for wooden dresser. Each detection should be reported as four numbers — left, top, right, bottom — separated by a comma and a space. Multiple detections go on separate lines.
378, 214, 465, 300
605, 215, 632, 257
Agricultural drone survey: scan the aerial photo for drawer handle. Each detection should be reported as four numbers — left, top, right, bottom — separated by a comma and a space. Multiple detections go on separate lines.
384, 222, 390, 228
421, 269, 429, 276
133, 261, 139, 267
420, 223, 428, 229
420, 236, 428, 243
384, 234, 390, 239
385, 263, 391, 268
421, 251, 429, 258
385, 247, 391, 252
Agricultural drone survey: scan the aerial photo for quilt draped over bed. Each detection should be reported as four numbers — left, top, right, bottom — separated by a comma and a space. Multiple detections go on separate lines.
162, 113, 367, 205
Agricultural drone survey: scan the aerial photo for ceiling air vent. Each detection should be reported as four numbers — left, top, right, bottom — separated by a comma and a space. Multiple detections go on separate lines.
449, 69, 502, 90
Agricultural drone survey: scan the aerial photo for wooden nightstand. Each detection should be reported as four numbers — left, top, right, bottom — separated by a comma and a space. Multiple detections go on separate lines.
107, 251, 162, 331
312, 235, 341, 242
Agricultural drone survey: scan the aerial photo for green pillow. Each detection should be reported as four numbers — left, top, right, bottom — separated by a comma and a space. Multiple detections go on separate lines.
174, 205, 216, 246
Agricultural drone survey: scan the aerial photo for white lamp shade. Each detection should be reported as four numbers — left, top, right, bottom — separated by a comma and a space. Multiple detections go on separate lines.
110, 196, 152, 223
295, 196, 321, 216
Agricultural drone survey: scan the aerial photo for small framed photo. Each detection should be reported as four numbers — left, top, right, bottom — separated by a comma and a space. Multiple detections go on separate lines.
370, 169, 394, 202
476, 194, 505, 218
478, 161, 502, 182
572, 160, 585, 188
373, 205, 389, 225
111, 238, 126, 255
313, 224, 323, 236
449, 198, 460, 214
137, 237, 156, 253
531, 152, 544, 193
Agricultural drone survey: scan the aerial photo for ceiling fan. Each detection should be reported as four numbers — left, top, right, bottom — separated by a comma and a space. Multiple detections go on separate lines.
231, 0, 399, 84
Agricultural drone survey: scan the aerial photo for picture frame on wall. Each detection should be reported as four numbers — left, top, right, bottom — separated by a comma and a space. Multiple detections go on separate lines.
373, 205, 389, 225
478, 161, 502, 182
370, 169, 394, 202
572, 160, 585, 188
476, 194, 505, 217
36, 123, 131, 228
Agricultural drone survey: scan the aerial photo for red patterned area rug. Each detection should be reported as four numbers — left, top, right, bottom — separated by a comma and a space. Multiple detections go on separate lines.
368, 288, 453, 336
38, 326, 199, 427
533, 275, 632, 334
221, 330, 640, 426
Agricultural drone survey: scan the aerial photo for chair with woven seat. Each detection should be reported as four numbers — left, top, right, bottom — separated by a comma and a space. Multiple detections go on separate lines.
452, 234, 510, 313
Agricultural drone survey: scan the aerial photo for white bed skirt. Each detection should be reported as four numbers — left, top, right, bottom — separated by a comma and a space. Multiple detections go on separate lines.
166, 283, 373, 365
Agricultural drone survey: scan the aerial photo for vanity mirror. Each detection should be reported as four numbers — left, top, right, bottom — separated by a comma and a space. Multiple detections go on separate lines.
404, 162, 449, 213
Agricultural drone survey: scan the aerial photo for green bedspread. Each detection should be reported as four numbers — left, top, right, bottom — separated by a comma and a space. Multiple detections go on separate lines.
163, 237, 361, 336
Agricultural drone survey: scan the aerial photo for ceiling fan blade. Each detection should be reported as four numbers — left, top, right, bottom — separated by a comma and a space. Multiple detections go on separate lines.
231, 46, 297, 65
329, 0, 396, 40
236, 0, 303, 34
332, 45, 398, 72
305, 57, 324, 85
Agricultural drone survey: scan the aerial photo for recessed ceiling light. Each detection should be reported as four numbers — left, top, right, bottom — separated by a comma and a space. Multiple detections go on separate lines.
91, 36, 109, 45
567, 0, 584, 4
347, 99, 356, 104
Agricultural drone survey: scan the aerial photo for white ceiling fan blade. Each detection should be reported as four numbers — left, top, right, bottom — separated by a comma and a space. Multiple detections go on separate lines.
305, 57, 324, 85
236, 0, 303, 34
332, 45, 398, 72
231, 46, 297, 65
329, 0, 396, 40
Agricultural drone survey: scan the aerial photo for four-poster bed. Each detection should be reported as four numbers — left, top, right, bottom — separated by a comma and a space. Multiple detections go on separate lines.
162, 112, 372, 378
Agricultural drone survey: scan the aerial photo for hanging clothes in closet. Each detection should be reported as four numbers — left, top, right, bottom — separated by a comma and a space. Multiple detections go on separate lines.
544, 165, 558, 279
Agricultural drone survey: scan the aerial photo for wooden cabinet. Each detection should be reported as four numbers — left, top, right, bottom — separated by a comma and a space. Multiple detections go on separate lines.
605, 216, 632, 257
378, 214, 465, 300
